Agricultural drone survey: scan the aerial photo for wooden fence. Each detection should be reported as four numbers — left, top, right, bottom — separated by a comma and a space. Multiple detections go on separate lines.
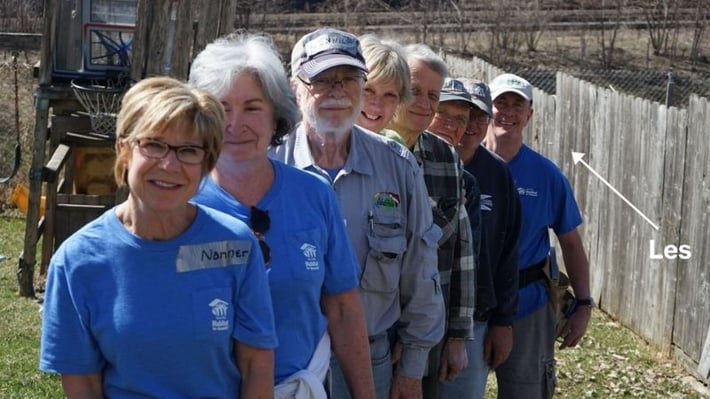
445, 54, 710, 382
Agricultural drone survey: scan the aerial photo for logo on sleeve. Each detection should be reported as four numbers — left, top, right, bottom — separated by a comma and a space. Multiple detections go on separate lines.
300, 243, 320, 270
480, 194, 494, 211
209, 299, 230, 331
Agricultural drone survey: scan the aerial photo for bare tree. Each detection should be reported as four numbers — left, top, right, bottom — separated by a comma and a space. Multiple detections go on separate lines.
689, 0, 710, 69
385, 0, 432, 43
596, 0, 626, 68
318, 0, 373, 34
446, 0, 476, 54
486, 0, 524, 65
522, 0, 550, 52
642, 0, 680, 56
1, 0, 42, 32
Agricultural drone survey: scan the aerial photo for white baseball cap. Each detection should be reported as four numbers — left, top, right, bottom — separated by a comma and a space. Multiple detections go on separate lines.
489, 73, 533, 103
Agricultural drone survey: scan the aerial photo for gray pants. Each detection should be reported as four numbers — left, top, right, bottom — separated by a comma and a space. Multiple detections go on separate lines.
495, 302, 557, 399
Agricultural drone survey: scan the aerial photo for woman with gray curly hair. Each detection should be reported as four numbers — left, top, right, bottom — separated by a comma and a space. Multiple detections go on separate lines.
190, 32, 372, 398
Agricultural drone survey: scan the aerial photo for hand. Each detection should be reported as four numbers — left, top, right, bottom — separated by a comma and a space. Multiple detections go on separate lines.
391, 341, 402, 367
438, 338, 468, 381
484, 325, 513, 369
558, 306, 592, 349
389, 374, 422, 399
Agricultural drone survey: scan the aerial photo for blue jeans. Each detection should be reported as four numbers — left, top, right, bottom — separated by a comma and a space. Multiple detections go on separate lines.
438, 321, 489, 399
329, 333, 392, 399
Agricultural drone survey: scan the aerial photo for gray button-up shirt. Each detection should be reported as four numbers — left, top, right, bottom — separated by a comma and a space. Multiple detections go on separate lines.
270, 123, 445, 378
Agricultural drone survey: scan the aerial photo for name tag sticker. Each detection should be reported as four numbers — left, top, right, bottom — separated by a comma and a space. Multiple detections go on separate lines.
176, 240, 252, 273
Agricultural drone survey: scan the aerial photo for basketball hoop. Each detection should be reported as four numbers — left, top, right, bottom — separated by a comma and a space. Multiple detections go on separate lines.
71, 78, 129, 137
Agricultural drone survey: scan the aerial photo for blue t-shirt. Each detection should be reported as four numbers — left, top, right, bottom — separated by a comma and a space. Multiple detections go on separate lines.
508, 145, 583, 318
40, 204, 277, 398
193, 159, 360, 384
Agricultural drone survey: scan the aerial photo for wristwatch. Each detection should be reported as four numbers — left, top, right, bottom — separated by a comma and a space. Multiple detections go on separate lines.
575, 297, 595, 309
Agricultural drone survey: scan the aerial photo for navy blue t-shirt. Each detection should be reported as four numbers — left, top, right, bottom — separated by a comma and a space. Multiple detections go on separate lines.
465, 145, 521, 326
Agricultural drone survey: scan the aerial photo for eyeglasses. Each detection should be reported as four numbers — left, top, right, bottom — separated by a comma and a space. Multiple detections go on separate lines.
464, 113, 490, 135
250, 206, 271, 265
434, 111, 468, 129
470, 115, 490, 125
134, 139, 206, 165
298, 73, 366, 93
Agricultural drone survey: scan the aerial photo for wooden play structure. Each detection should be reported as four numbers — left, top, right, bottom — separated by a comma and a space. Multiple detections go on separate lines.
18, 0, 239, 297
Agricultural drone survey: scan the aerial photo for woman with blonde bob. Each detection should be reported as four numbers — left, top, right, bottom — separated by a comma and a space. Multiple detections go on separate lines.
40, 76, 277, 398
357, 34, 412, 144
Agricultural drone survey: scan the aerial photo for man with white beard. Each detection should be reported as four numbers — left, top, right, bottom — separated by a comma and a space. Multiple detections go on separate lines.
270, 27, 445, 399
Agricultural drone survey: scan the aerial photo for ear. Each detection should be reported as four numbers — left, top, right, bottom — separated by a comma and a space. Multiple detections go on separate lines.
116, 138, 132, 168
290, 77, 298, 94
115, 137, 127, 153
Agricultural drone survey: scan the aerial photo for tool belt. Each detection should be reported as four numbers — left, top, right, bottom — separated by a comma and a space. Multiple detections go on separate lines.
518, 257, 549, 288
519, 251, 576, 338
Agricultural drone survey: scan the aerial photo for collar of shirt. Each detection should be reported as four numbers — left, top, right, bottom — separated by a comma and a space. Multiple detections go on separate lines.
292, 123, 374, 177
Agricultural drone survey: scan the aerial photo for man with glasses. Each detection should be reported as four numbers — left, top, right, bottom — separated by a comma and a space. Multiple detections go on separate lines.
271, 27, 445, 399
388, 47, 477, 399
430, 78, 522, 399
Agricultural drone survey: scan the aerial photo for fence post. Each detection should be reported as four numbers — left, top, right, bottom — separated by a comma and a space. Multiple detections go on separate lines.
665, 68, 674, 107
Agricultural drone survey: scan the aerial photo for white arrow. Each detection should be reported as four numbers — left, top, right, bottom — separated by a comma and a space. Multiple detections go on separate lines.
572, 152, 659, 231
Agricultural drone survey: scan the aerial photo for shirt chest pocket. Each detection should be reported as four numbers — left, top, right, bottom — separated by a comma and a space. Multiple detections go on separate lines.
361, 210, 406, 293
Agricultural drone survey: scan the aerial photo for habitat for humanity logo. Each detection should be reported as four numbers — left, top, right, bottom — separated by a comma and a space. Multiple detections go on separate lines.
209, 299, 229, 331
300, 243, 319, 271
517, 187, 538, 197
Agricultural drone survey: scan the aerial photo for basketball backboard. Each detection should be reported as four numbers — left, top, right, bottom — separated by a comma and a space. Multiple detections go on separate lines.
82, 22, 133, 74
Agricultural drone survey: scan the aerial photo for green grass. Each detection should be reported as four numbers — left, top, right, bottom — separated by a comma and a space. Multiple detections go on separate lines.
484, 313, 706, 398
0, 214, 706, 398
0, 216, 62, 398
552, 313, 705, 398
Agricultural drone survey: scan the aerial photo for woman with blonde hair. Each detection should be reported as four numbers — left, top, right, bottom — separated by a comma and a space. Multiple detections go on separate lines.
40, 76, 277, 398
357, 34, 412, 144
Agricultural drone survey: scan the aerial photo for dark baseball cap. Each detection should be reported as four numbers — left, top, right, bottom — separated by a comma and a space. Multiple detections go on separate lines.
459, 78, 493, 118
440, 78, 476, 106
291, 27, 368, 79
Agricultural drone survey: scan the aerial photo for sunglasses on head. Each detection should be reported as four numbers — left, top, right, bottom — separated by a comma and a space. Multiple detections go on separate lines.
250, 206, 271, 265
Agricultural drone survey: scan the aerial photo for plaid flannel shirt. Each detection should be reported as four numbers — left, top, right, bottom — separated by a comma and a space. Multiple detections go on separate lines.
412, 131, 477, 339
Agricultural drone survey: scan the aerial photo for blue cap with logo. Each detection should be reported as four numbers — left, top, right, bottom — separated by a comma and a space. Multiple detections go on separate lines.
291, 27, 368, 79
440, 78, 475, 106
459, 78, 493, 118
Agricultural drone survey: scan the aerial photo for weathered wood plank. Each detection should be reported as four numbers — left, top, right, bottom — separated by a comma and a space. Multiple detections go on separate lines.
0, 32, 42, 50
194, 0, 238, 58
676, 95, 710, 364
698, 324, 710, 377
